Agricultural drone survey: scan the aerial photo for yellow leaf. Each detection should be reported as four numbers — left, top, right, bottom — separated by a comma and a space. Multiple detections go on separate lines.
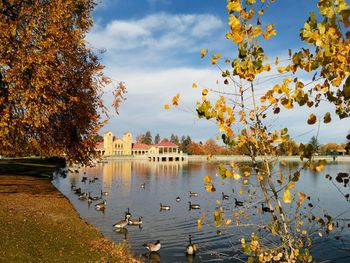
277, 67, 287, 73
172, 93, 180, 106
164, 104, 170, 110
287, 182, 295, 189
275, 56, 279, 65
243, 171, 250, 177
202, 89, 208, 96
307, 113, 317, 125
197, 219, 202, 230
228, 15, 241, 31
233, 173, 241, 180
323, 112, 331, 124
227, 1, 242, 12
283, 189, 292, 204
204, 175, 211, 184
200, 48, 207, 58
327, 223, 333, 231
225, 218, 232, 225
297, 192, 306, 207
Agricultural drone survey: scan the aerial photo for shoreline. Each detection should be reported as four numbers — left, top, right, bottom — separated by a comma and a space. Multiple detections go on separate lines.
0, 159, 141, 262
187, 155, 350, 162
103, 155, 350, 163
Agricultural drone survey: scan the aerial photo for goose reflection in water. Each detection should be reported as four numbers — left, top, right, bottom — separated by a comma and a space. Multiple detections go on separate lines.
143, 251, 160, 263
186, 254, 196, 263
113, 227, 128, 240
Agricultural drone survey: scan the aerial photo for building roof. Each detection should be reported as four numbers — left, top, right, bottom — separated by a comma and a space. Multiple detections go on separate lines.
156, 140, 178, 147
337, 148, 346, 152
132, 143, 152, 149
95, 141, 104, 149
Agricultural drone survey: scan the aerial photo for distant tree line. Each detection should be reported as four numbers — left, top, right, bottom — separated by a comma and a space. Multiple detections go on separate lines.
97, 131, 349, 156
135, 131, 192, 153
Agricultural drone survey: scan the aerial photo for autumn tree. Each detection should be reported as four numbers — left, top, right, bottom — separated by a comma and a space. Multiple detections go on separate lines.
0, 0, 126, 164
277, 138, 299, 156
187, 142, 206, 155
169, 0, 349, 261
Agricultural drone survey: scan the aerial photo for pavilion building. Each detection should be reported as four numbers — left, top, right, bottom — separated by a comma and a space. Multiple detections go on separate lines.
95, 131, 187, 162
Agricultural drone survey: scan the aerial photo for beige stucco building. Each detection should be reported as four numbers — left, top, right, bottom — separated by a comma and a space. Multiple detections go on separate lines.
102, 131, 132, 156
96, 131, 187, 162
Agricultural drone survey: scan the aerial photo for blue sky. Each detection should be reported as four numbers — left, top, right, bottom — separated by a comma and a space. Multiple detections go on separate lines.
87, 0, 348, 144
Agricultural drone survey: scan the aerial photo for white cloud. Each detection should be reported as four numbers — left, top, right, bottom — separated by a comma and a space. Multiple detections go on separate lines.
87, 12, 348, 143
86, 13, 224, 52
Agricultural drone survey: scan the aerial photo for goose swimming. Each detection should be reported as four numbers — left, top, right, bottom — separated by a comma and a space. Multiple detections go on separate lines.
143, 240, 161, 252
95, 200, 106, 210
186, 234, 197, 255
188, 202, 200, 210
113, 213, 129, 228
222, 192, 229, 200
189, 191, 198, 197
160, 203, 171, 210
234, 198, 244, 207
128, 216, 143, 226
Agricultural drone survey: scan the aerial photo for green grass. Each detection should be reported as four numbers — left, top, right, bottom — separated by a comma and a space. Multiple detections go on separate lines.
0, 158, 62, 177
0, 158, 141, 263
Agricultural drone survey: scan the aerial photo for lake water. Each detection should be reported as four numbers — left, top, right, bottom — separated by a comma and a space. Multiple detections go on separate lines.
52, 160, 350, 262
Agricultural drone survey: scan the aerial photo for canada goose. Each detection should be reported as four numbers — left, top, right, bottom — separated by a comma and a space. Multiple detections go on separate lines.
189, 191, 198, 197
87, 192, 93, 203
176, 196, 181, 202
94, 176, 99, 181
186, 234, 197, 255
95, 200, 106, 210
222, 192, 229, 200
261, 203, 273, 213
143, 240, 161, 252
125, 208, 131, 219
81, 176, 87, 182
234, 198, 244, 207
160, 203, 171, 210
101, 190, 109, 196
92, 196, 101, 201
113, 214, 129, 228
71, 183, 76, 190
128, 216, 143, 226
188, 202, 200, 210
78, 192, 87, 200
74, 187, 81, 195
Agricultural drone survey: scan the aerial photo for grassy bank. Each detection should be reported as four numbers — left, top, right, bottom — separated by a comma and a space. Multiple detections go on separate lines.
0, 159, 141, 263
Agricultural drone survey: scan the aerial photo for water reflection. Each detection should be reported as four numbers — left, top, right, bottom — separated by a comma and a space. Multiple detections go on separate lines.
53, 160, 350, 263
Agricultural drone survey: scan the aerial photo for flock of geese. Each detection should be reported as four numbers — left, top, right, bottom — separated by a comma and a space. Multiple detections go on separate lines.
66, 168, 274, 262
69, 173, 198, 258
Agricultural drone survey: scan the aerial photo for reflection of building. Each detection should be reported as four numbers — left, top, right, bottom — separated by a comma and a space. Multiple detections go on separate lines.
96, 131, 187, 162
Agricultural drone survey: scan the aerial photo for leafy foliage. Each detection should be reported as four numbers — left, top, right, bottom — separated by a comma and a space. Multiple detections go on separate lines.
0, 0, 126, 164
170, 0, 350, 261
